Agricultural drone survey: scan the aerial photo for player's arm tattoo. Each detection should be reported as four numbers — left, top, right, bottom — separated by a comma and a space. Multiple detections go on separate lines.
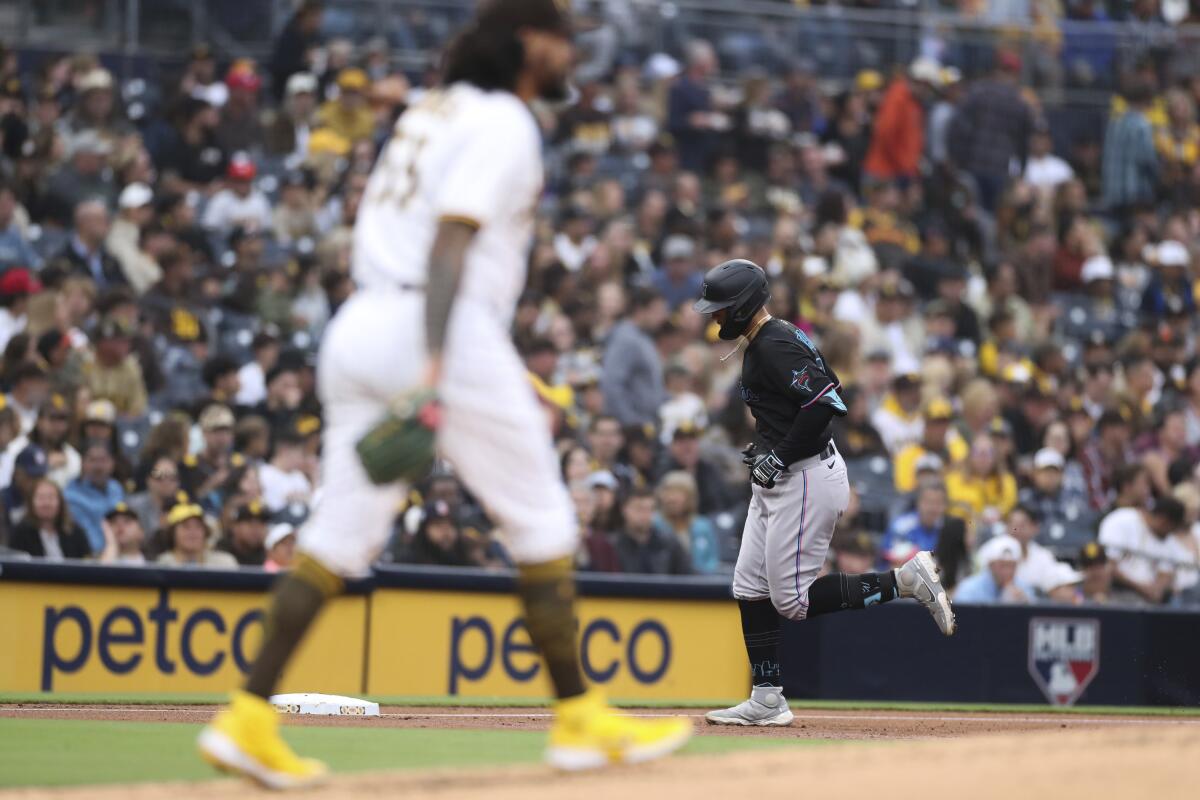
424, 219, 478, 357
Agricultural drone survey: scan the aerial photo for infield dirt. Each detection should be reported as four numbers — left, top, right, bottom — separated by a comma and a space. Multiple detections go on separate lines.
2, 705, 1198, 799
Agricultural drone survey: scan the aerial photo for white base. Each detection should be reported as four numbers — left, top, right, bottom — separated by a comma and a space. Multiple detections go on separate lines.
268, 692, 380, 717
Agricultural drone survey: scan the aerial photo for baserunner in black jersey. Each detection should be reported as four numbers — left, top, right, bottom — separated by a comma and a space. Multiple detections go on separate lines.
694, 259, 956, 727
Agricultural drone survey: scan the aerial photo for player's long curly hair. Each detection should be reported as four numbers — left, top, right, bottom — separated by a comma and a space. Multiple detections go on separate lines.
441, 23, 524, 92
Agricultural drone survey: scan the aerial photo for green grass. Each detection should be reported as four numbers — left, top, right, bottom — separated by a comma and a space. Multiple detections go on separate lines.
3, 692, 1199, 716
0, 718, 810, 788
0, 692, 230, 705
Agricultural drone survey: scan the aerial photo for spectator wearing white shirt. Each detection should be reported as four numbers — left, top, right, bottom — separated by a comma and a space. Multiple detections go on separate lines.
1099, 497, 1193, 605
258, 431, 312, 513
610, 78, 659, 153
0, 268, 42, 353
106, 183, 163, 293
5, 363, 50, 437
871, 372, 924, 454
0, 394, 80, 490
658, 365, 708, 444
552, 206, 597, 272
235, 332, 280, 408
201, 155, 273, 233
1023, 127, 1074, 190
1007, 505, 1081, 602
855, 282, 924, 376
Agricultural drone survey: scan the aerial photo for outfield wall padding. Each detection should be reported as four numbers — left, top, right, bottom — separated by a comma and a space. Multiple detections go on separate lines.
2, 560, 1196, 705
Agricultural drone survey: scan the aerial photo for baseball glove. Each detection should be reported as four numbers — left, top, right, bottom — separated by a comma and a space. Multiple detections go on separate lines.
355, 388, 442, 485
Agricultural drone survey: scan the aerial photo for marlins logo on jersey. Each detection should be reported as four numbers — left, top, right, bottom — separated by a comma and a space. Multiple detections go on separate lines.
1028, 617, 1100, 706
791, 328, 847, 413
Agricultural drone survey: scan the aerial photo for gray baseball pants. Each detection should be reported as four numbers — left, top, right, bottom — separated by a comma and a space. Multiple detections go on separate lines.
732, 444, 851, 620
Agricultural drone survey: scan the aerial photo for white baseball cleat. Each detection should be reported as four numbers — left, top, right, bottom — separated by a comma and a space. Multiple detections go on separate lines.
705, 685, 794, 727
896, 551, 957, 636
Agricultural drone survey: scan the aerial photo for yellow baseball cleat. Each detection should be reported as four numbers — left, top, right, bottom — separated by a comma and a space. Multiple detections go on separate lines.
197, 690, 328, 790
546, 689, 693, 771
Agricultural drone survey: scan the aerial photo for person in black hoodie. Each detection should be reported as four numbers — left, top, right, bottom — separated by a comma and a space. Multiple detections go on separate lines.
400, 500, 477, 567
270, 1, 324, 101
9, 477, 91, 559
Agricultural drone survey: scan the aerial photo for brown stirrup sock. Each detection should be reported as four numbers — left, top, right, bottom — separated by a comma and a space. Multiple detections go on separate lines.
517, 556, 587, 701
244, 554, 344, 700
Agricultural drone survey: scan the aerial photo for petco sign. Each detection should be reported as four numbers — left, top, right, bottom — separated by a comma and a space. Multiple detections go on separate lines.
1028, 617, 1100, 706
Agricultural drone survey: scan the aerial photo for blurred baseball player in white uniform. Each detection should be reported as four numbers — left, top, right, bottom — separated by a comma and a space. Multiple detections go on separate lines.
199, 1, 690, 787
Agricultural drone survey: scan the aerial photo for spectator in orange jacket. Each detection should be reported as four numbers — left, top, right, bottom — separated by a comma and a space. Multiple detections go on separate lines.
864, 59, 940, 183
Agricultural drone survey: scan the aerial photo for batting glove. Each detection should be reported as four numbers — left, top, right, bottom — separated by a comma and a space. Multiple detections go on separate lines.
741, 443, 758, 467
749, 451, 787, 489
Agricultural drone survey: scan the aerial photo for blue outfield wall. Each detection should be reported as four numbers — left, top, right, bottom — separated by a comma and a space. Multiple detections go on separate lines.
781, 602, 1200, 707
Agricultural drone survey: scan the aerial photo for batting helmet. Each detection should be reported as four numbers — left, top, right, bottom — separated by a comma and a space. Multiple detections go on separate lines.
693, 259, 770, 340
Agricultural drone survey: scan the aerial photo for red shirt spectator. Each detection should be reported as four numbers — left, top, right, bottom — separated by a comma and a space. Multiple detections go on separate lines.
864, 62, 935, 182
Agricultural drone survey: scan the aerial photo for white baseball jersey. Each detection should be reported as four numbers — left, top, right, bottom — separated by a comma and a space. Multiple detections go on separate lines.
301, 83, 576, 577
354, 84, 543, 327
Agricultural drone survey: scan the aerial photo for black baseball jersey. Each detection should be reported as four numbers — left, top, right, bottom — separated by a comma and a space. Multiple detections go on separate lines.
739, 319, 846, 461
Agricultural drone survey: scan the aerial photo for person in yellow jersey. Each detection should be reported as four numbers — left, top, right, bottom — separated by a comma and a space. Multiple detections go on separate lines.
893, 397, 968, 493
197, 1, 690, 789
315, 67, 376, 144
870, 371, 924, 454
945, 435, 1018, 527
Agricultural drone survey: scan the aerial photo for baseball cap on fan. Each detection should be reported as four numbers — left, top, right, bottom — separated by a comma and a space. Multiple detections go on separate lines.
914, 453, 944, 475
1081, 254, 1114, 283
1033, 447, 1065, 471
586, 470, 619, 491
979, 534, 1022, 566
118, 182, 153, 210
227, 154, 257, 181
1078, 541, 1108, 568
0, 268, 42, 297
476, 0, 575, 37
15, 445, 49, 478
265, 523, 297, 551
1156, 240, 1190, 269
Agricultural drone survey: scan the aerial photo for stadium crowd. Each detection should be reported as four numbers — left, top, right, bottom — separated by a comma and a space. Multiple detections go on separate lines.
1, 0, 1200, 609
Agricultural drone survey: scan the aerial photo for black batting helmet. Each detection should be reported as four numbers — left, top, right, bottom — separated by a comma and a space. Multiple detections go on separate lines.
693, 259, 770, 340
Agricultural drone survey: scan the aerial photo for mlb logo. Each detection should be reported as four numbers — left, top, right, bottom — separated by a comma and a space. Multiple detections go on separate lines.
1028, 617, 1101, 706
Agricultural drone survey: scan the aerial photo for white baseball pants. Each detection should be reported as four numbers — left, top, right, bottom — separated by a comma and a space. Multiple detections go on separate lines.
300, 288, 577, 576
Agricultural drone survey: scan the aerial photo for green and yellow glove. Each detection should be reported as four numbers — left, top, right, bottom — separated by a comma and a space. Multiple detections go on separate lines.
355, 388, 441, 485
